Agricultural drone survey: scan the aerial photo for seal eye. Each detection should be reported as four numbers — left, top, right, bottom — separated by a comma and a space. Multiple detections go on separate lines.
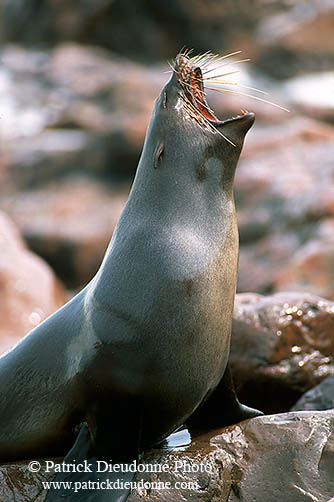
154, 144, 164, 169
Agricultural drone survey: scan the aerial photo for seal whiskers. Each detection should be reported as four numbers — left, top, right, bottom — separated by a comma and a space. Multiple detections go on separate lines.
172, 49, 290, 124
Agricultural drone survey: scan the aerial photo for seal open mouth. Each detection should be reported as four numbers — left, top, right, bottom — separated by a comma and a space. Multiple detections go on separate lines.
171, 50, 288, 145
173, 53, 253, 144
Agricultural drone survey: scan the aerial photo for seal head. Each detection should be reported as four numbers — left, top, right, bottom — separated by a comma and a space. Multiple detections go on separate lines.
136, 53, 255, 198
166, 54, 255, 145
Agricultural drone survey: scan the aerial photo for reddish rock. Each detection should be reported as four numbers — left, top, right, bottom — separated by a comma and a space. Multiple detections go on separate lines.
236, 138, 334, 233
235, 136, 334, 298
242, 117, 334, 158
214, 411, 334, 502
1, 176, 129, 289
231, 292, 334, 413
274, 232, 334, 300
0, 212, 67, 355
238, 224, 334, 300
1, 411, 333, 502
237, 232, 300, 294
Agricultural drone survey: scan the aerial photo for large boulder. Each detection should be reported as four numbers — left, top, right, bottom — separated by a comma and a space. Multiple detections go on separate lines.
1, 176, 128, 289
231, 292, 334, 413
0, 212, 67, 355
236, 127, 334, 300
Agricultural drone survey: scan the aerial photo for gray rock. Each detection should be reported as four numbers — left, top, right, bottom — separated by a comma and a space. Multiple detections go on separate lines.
255, 1, 334, 78
0, 44, 165, 188
291, 375, 334, 412
284, 72, 334, 122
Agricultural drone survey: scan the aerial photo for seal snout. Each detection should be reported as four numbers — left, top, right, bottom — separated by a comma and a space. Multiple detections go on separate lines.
174, 54, 201, 89
174, 54, 218, 123
174, 54, 190, 73
170, 50, 256, 145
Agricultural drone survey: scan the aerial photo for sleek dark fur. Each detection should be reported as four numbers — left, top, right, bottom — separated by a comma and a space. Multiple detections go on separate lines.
0, 54, 260, 501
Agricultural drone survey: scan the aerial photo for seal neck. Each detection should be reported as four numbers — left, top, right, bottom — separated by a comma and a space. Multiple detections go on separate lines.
122, 153, 236, 236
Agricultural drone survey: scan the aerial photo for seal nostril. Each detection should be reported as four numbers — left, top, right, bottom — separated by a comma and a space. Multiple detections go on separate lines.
154, 144, 164, 169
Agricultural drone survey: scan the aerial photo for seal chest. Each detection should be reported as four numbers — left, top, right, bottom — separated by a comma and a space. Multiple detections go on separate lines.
87, 53, 255, 437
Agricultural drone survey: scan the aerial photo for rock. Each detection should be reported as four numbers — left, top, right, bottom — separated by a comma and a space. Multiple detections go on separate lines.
214, 411, 334, 502
0, 212, 67, 355
1, 176, 129, 289
237, 232, 301, 294
236, 137, 334, 239
1, 411, 333, 501
242, 116, 334, 158
257, 1, 334, 56
283, 71, 334, 122
238, 223, 334, 300
291, 375, 334, 412
255, 1, 334, 78
0, 44, 165, 187
6, 129, 96, 189
231, 292, 334, 413
274, 230, 334, 300
0, 0, 262, 61
235, 135, 334, 298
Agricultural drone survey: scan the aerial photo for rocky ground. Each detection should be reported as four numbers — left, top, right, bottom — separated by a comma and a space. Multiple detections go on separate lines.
0, 1, 333, 500
1, 411, 333, 501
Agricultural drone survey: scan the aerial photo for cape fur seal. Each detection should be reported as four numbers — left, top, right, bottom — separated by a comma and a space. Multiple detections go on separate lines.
0, 52, 261, 501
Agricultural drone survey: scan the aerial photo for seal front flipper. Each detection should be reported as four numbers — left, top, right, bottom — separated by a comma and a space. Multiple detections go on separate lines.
187, 363, 263, 432
45, 421, 137, 502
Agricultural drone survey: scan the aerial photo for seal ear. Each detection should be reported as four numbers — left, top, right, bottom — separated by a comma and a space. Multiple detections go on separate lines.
218, 112, 255, 147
